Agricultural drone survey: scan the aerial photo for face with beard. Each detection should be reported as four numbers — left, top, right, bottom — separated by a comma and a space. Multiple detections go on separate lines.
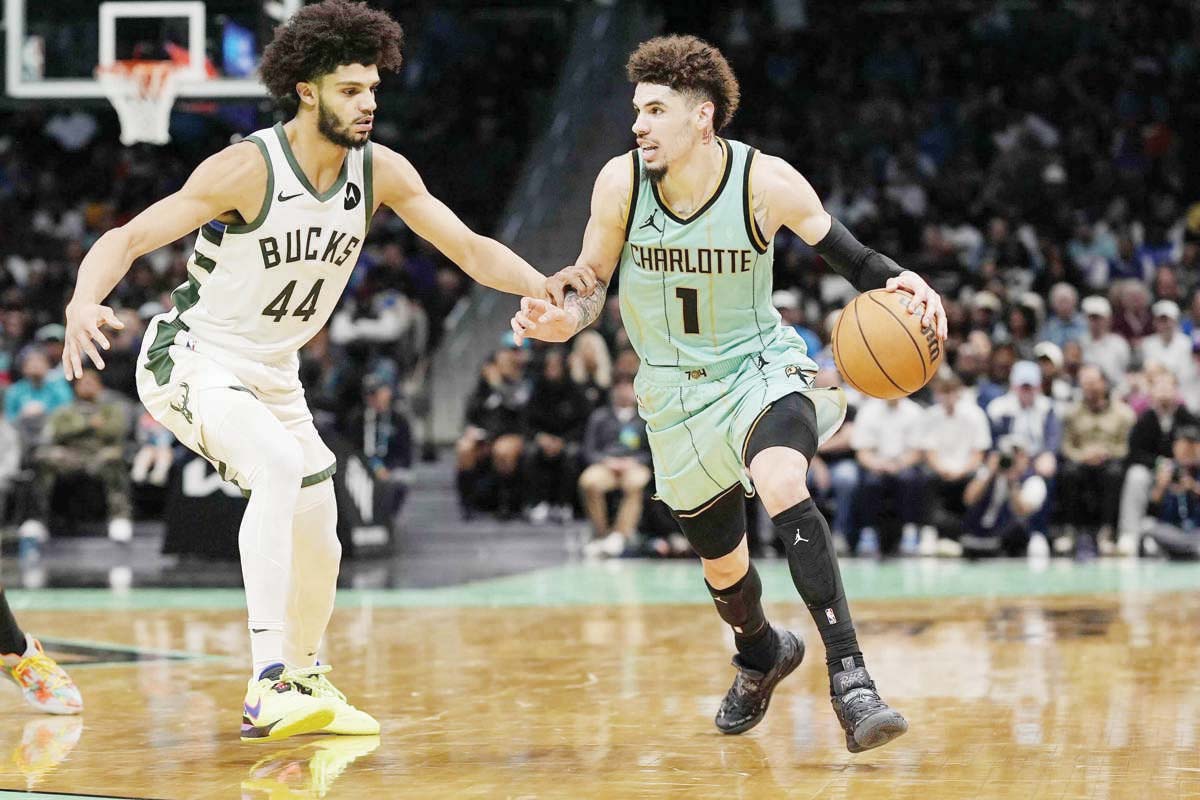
631, 83, 713, 185
309, 63, 379, 149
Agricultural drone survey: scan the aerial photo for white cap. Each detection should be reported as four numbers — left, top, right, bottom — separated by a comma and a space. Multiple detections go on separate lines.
1081, 296, 1111, 317
771, 290, 799, 310
1152, 299, 1180, 320
973, 291, 1002, 312
1010, 360, 1042, 388
1033, 341, 1063, 368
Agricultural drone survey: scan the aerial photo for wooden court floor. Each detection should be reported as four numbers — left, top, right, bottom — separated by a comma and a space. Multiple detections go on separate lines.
0, 562, 1199, 799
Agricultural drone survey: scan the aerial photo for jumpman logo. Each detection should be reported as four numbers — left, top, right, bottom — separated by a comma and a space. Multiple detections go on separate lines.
639, 209, 664, 234
794, 529, 809, 545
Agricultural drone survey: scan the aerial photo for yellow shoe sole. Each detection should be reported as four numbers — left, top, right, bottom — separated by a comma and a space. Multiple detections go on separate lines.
241, 707, 336, 743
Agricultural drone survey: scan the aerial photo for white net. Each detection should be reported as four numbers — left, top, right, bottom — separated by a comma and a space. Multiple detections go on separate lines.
97, 61, 182, 146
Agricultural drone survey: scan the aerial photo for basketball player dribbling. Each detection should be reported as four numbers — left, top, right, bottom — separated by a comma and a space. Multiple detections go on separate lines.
512, 35, 948, 751
61, 0, 590, 742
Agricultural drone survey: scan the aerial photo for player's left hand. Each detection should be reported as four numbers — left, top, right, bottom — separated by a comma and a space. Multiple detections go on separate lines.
511, 297, 580, 345
885, 270, 947, 341
544, 264, 598, 307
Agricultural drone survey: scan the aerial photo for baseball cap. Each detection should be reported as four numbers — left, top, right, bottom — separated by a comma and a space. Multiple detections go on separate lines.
1033, 341, 1063, 368
771, 289, 799, 310
34, 323, 65, 343
1010, 360, 1042, 388
500, 331, 531, 350
1081, 296, 1111, 317
1152, 299, 1180, 320
973, 291, 1002, 312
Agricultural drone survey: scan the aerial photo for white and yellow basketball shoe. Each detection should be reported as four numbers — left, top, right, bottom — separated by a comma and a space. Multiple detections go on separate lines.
2, 636, 83, 715
241, 664, 337, 743
241, 735, 381, 799
287, 664, 380, 736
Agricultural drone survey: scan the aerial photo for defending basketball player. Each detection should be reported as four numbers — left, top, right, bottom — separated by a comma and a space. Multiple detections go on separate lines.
512, 35, 947, 752
0, 586, 82, 715
60, 0, 592, 742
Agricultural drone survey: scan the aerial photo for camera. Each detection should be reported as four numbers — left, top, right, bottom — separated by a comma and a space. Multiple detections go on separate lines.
995, 434, 1028, 472
998, 452, 1014, 471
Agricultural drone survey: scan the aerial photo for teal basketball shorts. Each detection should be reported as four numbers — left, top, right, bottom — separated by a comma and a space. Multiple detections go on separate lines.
633, 333, 847, 515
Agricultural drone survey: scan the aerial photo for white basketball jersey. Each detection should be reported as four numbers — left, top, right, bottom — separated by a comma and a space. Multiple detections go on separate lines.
167, 123, 372, 365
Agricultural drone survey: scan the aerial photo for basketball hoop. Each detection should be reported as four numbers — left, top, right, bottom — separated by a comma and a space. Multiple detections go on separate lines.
97, 60, 183, 146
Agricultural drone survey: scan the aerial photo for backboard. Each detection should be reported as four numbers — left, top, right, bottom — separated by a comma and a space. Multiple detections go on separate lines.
4, 0, 301, 100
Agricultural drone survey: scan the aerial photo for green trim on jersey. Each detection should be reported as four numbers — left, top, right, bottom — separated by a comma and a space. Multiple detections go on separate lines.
239, 461, 338, 498
225, 135, 273, 234
144, 316, 189, 387
364, 141, 375, 229
200, 225, 223, 246
273, 123, 348, 202
193, 252, 216, 273
742, 147, 770, 254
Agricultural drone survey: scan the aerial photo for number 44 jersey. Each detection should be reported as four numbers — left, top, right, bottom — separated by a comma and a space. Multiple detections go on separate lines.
165, 123, 372, 365
618, 138, 785, 369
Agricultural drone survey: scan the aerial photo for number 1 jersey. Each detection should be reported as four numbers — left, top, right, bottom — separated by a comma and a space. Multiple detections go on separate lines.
618, 138, 784, 368
167, 123, 372, 365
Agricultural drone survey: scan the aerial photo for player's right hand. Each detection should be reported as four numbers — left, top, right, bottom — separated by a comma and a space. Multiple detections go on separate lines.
511, 297, 579, 345
62, 302, 125, 380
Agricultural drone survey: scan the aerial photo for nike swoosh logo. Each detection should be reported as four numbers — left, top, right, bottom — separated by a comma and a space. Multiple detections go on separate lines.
277, 191, 303, 202
714, 597, 728, 604
244, 698, 263, 719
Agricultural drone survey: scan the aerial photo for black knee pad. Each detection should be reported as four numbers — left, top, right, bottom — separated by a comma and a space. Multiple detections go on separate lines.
671, 484, 748, 559
744, 392, 819, 466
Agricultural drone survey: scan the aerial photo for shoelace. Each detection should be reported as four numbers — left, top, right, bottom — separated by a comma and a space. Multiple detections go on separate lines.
840, 687, 888, 722
14, 653, 72, 693
285, 665, 347, 704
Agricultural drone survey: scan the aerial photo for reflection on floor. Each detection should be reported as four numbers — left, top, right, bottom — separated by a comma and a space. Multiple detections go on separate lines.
0, 560, 1198, 798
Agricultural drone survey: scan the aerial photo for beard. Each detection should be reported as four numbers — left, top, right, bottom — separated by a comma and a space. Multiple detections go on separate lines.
317, 98, 369, 150
645, 161, 667, 185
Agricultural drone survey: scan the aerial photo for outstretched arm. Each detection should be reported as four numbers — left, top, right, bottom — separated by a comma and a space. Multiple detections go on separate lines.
752, 154, 947, 340
63, 141, 268, 378
511, 153, 632, 344
374, 144, 577, 301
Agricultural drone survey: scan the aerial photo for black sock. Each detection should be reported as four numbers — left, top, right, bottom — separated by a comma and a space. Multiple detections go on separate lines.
0, 589, 26, 655
706, 563, 778, 672
772, 498, 865, 686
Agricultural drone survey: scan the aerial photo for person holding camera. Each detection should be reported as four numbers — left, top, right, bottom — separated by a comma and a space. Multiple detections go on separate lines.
1143, 425, 1200, 559
959, 435, 1049, 557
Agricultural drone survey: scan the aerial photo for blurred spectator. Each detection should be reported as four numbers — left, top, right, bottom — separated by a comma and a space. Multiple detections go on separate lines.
523, 349, 591, 525
961, 436, 1049, 558
129, 411, 173, 487
1183, 289, 1200, 342
1140, 300, 1195, 381
850, 396, 924, 556
917, 369, 992, 555
976, 341, 1016, 411
772, 289, 822, 356
23, 368, 131, 546
455, 340, 531, 518
986, 359, 1061, 552
805, 363, 860, 556
1058, 365, 1135, 556
1117, 371, 1197, 556
4, 347, 73, 454
1079, 296, 1132, 387
348, 375, 413, 526
568, 330, 612, 411
1033, 341, 1074, 415
578, 376, 651, 558
612, 348, 641, 383
1144, 425, 1200, 559
1038, 283, 1085, 348
1005, 303, 1039, 360
1112, 281, 1153, 343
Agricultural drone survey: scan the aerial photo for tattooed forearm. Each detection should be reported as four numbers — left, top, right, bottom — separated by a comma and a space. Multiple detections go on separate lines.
563, 279, 608, 334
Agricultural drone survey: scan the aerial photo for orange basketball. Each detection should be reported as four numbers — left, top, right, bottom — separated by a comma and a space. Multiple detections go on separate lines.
832, 289, 943, 399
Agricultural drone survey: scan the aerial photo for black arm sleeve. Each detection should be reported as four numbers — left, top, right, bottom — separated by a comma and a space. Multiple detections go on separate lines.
812, 217, 904, 291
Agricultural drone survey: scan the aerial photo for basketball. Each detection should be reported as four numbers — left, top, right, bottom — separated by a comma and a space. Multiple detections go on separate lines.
832, 289, 943, 399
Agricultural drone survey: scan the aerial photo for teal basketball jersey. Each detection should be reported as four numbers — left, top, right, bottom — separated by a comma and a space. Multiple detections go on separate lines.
618, 138, 782, 367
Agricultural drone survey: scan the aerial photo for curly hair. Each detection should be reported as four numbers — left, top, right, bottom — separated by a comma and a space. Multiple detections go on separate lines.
626, 35, 740, 131
259, 0, 404, 114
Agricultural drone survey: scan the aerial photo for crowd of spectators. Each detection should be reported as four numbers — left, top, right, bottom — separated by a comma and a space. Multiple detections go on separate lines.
0, 5, 567, 551
458, 1, 1200, 560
